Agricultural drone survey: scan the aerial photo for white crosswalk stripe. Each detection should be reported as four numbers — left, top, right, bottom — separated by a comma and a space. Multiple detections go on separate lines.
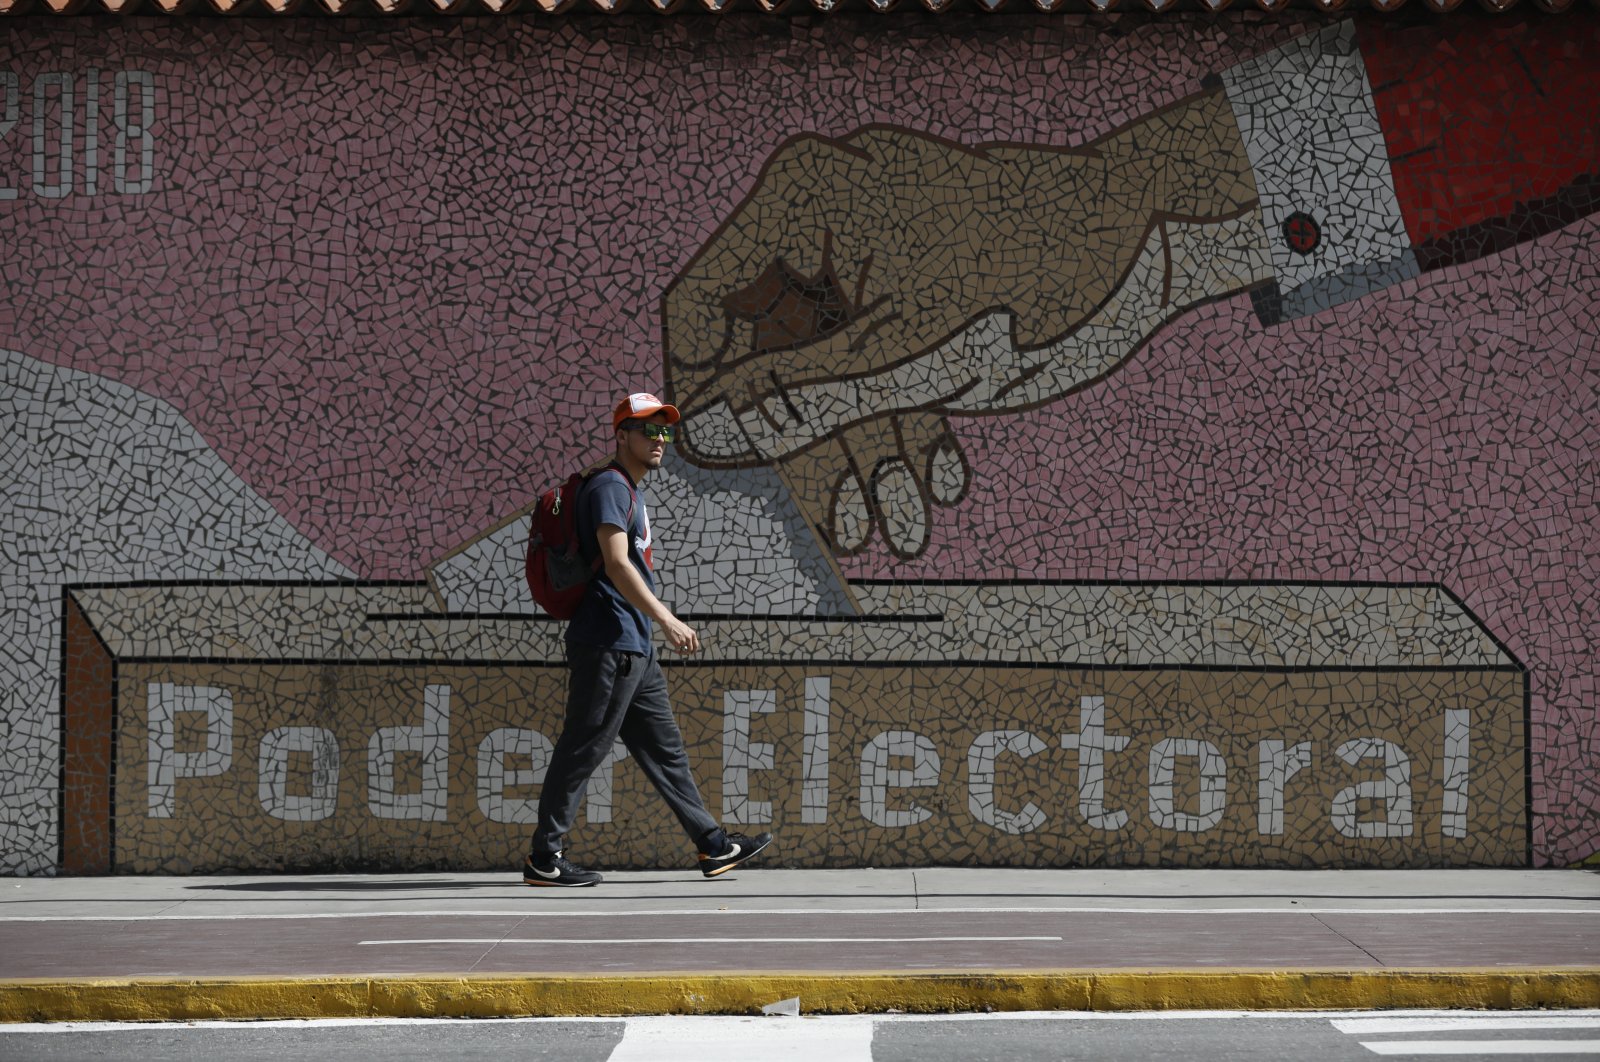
607, 1015, 875, 1061
1336, 1019, 1600, 1035
1332, 1012, 1600, 1057
1358, 1042, 1600, 1056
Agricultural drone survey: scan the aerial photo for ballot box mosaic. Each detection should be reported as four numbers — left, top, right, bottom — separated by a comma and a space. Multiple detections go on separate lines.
65, 582, 1526, 872
2, 12, 1596, 873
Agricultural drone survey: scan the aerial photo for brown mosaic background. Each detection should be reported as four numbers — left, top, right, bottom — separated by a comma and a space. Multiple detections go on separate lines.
98, 646, 1525, 872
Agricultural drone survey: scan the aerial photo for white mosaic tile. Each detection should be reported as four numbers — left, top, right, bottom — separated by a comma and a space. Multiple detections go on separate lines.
1221, 21, 1420, 323
0, 347, 354, 874
427, 454, 855, 618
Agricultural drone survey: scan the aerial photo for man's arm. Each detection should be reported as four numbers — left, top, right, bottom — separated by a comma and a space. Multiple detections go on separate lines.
596, 524, 700, 654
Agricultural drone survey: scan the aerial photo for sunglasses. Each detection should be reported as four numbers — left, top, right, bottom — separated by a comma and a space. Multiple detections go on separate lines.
623, 422, 675, 443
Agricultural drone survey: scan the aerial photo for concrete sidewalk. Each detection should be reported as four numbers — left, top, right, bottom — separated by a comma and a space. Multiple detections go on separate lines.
2, 868, 1597, 1020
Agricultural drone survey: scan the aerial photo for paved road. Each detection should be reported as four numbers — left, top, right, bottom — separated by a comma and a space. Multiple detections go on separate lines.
3, 869, 1596, 1019
5, 868, 1598, 978
8, 907, 1600, 978
2, 1011, 1599, 1061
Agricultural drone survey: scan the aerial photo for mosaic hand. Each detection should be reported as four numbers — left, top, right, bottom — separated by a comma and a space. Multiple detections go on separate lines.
664, 93, 1268, 557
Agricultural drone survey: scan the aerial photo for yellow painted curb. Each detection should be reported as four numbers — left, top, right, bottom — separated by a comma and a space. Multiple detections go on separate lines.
1, 969, 1597, 1022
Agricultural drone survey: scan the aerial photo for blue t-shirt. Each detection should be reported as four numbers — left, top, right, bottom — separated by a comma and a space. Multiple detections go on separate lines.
565, 463, 655, 654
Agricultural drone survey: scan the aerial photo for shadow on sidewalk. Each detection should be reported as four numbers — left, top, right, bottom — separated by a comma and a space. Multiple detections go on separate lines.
185, 879, 689, 892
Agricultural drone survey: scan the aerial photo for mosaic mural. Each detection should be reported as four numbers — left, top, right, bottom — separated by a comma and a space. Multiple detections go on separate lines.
2, 12, 1596, 874
65, 581, 1526, 872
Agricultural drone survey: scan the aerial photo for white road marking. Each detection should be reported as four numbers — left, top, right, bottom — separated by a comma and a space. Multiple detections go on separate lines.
1359, 1041, 1600, 1055
608, 1015, 874, 1062
3, 907, 1597, 922
356, 936, 1061, 946
1336, 1017, 1600, 1034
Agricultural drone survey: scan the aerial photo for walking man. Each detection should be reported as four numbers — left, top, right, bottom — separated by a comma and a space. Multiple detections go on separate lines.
524, 392, 774, 887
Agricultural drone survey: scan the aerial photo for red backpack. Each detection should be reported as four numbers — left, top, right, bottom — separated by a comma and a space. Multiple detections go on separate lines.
525, 466, 635, 620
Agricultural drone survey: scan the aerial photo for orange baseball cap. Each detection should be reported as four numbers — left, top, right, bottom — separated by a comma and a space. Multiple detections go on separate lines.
611, 392, 681, 431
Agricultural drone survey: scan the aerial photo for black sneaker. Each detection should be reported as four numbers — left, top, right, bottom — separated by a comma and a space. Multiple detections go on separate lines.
698, 832, 773, 878
523, 852, 602, 888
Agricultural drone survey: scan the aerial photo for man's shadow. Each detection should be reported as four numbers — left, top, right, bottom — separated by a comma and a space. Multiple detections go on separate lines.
185, 876, 713, 892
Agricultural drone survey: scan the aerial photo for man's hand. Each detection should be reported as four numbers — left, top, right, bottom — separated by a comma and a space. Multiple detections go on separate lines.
599, 525, 700, 654
663, 94, 1269, 558
660, 615, 701, 656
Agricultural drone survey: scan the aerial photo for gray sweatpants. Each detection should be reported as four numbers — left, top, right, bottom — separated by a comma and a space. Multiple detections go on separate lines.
530, 643, 723, 860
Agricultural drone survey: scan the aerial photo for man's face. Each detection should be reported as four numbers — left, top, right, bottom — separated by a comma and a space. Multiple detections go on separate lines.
618, 412, 675, 471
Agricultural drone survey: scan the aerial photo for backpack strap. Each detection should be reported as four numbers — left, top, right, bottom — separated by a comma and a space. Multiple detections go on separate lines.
583, 465, 639, 574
